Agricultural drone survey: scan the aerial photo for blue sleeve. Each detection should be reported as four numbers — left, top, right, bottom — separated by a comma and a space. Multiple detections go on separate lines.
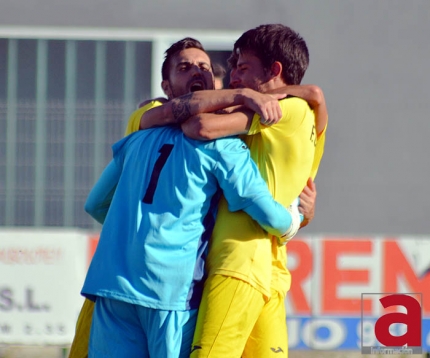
213, 138, 292, 237
84, 159, 121, 224
242, 197, 291, 237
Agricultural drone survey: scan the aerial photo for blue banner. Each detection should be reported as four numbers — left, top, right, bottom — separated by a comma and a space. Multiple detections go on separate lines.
287, 317, 430, 351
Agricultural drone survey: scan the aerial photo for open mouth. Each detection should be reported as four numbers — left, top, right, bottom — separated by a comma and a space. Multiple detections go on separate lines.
189, 81, 204, 92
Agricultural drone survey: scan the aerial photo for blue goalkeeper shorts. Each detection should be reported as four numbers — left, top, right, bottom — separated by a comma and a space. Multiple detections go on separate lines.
89, 297, 197, 358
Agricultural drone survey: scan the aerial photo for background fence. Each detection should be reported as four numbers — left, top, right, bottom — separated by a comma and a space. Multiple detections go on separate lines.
0, 35, 233, 229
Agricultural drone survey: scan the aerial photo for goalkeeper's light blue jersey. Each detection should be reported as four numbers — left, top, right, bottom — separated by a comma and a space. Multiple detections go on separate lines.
81, 126, 292, 311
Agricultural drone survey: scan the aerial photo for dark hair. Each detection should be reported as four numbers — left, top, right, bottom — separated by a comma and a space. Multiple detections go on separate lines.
232, 24, 309, 85
161, 37, 208, 81
213, 62, 226, 79
227, 52, 238, 70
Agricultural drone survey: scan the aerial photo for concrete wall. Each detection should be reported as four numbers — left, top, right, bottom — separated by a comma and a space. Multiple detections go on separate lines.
1, 0, 429, 235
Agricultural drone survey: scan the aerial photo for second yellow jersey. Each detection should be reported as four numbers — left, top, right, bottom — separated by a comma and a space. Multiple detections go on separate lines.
124, 100, 164, 136
206, 97, 326, 297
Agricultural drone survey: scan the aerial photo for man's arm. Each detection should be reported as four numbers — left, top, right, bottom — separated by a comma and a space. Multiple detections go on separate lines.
84, 160, 121, 224
298, 177, 317, 228
215, 138, 299, 241
138, 97, 167, 108
139, 89, 285, 130
182, 85, 327, 141
181, 108, 254, 140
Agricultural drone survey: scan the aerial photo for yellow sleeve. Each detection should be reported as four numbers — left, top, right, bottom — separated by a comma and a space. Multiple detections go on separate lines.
248, 112, 262, 135
247, 97, 310, 136
124, 101, 164, 136
246, 97, 326, 182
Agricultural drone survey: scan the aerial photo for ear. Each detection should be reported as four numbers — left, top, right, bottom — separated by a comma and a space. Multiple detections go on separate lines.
161, 80, 172, 98
270, 61, 283, 79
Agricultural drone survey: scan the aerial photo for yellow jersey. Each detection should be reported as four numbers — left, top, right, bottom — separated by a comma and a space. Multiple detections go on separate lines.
206, 97, 326, 298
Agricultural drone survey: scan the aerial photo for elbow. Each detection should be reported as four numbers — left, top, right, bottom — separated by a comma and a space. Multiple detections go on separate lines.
84, 195, 103, 218
197, 129, 219, 140
308, 85, 324, 107
182, 115, 215, 140
84, 200, 96, 217
84, 200, 105, 224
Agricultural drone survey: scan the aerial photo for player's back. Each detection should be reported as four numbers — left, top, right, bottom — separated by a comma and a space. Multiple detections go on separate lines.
115, 126, 221, 242
83, 126, 225, 311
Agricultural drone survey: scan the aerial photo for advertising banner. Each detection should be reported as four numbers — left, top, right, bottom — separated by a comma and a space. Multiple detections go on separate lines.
0, 229, 89, 345
286, 236, 430, 351
2, 231, 429, 350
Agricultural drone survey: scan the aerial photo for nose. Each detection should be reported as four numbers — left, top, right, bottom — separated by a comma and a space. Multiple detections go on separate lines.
190, 64, 204, 77
229, 68, 240, 88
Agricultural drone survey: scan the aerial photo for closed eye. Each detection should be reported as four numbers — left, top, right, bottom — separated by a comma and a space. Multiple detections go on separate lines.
178, 64, 191, 71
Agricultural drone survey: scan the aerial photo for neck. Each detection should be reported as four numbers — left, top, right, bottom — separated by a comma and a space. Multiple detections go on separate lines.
261, 77, 287, 93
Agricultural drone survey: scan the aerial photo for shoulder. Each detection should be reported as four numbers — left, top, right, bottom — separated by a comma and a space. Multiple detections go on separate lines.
279, 96, 310, 110
120, 126, 180, 150
124, 100, 166, 136
113, 131, 146, 155
278, 96, 314, 122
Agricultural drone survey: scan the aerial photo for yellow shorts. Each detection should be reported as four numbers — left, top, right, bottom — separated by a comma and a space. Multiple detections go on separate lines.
243, 289, 288, 357
191, 274, 288, 357
68, 298, 94, 358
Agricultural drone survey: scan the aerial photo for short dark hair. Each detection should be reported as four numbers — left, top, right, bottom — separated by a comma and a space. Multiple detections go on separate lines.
227, 52, 238, 70
232, 24, 309, 85
161, 37, 209, 81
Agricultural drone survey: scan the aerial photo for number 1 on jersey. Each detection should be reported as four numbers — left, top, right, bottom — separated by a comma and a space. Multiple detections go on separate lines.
142, 144, 174, 204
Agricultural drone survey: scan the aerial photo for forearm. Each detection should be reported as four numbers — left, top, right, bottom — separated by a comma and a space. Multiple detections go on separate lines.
296, 85, 327, 135
139, 102, 175, 130
243, 197, 292, 237
84, 160, 120, 224
298, 177, 317, 228
181, 110, 252, 140
173, 89, 255, 121
140, 88, 257, 130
